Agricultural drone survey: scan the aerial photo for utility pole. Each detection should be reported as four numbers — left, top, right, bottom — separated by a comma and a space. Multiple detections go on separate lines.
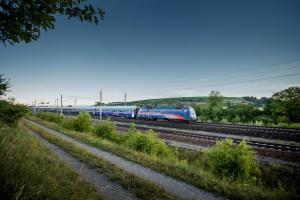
75, 97, 77, 108
124, 92, 127, 106
34, 99, 37, 113
99, 90, 102, 120
56, 98, 59, 114
60, 94, 63, 115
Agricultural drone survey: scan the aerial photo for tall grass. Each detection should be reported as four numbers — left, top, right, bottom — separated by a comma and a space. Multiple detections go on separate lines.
0, 124, 102, 200
36, 112, 64, 124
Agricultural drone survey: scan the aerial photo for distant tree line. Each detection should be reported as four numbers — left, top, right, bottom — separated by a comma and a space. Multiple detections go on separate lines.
242, 96, 269, 107
194, 87, 300, 126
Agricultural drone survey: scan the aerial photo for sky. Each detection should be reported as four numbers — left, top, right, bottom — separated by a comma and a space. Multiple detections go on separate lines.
0, 0, 300, 105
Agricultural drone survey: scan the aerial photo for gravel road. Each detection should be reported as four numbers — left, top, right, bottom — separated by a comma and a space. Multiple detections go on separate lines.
24, 119, 222, 200
23, 125, 139, 200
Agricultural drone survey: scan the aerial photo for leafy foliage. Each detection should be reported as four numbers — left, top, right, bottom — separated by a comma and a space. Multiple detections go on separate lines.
94, 121, 118, 141
208, 90, 224, 108
0, 75, 29, 125
242, 96, 269, 107
70, 111, 92, 132
125, 128, 174, 158
206, 139, 257, 180
194, 90, 225, 122
265, 86, 300, 123
194, 88, 299, 127
0, 99, 28, 126
0, 74, 10, 96
225, 103, 260, 124
0, 0, 105, 45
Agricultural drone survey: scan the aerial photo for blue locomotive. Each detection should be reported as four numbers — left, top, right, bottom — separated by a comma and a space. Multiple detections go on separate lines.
137, 106, 197, 122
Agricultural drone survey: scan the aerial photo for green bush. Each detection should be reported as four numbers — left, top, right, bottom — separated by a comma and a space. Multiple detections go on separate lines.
94, 121, 118, 141
61, 117, 73, 129
125, 129, 174, 158
206, 139, 257, 180
71, 112, 92, 132
279, 122, 300, 129
0, 100, 29, 126
36, 112, 64, 124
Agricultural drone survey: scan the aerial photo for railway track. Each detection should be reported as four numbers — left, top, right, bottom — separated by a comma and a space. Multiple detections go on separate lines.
114, 122, 300, 163
106, 117, 300, 142
115, 123, 300, 153
68, 114, 300, 162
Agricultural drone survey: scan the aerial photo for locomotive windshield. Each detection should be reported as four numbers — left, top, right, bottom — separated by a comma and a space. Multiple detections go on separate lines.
189, 107, 197, 118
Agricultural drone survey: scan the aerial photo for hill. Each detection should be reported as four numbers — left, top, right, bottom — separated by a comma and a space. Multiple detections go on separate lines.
108, 96, 246, 107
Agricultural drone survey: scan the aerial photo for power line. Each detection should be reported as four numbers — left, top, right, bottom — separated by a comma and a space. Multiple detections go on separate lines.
157, 57, 300, 86
146, 64, 300, 92
144, 70, 300, 93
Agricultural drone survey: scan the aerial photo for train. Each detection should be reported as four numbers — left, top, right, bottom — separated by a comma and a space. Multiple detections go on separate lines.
35, 105, 197, 123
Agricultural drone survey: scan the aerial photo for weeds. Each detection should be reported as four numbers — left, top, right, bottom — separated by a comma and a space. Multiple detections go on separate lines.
36, 112, 64, 124
0, 124, 102, 200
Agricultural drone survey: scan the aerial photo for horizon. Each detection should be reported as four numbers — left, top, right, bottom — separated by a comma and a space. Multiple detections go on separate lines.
27, 95, 268, 107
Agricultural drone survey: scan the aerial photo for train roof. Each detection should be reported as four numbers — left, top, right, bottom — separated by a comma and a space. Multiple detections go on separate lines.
61, 105, 138, 109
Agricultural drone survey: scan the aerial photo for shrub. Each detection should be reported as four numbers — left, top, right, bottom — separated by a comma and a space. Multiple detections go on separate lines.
94, 121, 118, 141
36, 112, 64, 124
0, 100, 29, 126
125, 129, 174, 158
61, 118, 74, 129
256, 115, 273, 125
206, 139, 257, 180
70, 112, 92, 132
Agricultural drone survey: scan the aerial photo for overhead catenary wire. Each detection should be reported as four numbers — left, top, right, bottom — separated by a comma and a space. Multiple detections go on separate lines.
157, 57, 300, 87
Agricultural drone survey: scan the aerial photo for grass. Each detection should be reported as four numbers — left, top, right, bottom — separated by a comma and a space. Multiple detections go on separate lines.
0, 124, 103, 200
29, 114, 300, 200
21, 121, 177, 200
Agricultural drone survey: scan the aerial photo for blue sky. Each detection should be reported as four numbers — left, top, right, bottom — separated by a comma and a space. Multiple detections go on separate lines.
0, 0, 300, 105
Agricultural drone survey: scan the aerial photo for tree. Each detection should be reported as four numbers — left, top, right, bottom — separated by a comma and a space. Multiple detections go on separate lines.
208, 90, 224, 108
0, 74, 10, 96
265, 87, 300, 123
225, 103, 260, 124
0, 99, 28, 125
207, 91, 224, 122
0, 75, 29, 125
0, 0, 105, 45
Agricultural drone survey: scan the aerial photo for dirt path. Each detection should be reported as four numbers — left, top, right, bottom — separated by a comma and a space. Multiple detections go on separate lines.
23, 125, 139, 200
24, 119, 222, 200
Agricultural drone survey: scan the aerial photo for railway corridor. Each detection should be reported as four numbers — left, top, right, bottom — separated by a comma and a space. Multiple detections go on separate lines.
23, 119, 223, 200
